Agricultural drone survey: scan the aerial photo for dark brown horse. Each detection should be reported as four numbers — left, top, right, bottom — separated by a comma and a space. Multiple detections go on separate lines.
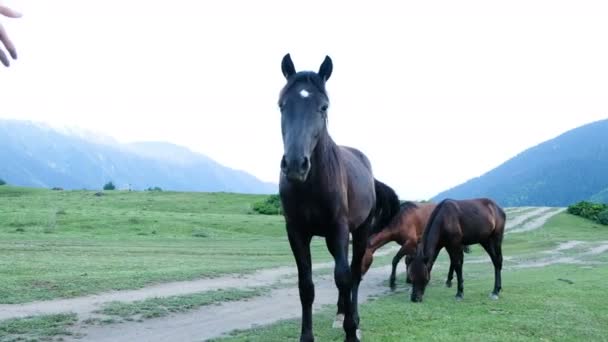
408, 198, 506, 302
277, 54, 400, 342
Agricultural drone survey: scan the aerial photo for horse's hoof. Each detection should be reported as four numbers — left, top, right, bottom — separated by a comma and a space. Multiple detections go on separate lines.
455, 294, 464, 301
445, 281, 452, 288
489, 293, 499, 300
344, 330, 361, 342
300, 334, 314, 342
332, 314, 344, 329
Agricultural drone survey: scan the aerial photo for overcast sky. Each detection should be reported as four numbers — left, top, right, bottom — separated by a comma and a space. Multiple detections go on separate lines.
1, 0, 607, 199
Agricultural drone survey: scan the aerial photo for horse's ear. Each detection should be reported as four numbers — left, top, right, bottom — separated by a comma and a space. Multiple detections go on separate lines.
318, 55, 333, 82
281, 53, 296, 79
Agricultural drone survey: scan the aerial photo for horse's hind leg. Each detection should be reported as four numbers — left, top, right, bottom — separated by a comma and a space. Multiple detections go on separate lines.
287, 228, 315, 342
482, 237, 503, 299
326, 221, 359, 342
404, 255, 413, 284
445, 262, 455, 288
390, 245, 408, 290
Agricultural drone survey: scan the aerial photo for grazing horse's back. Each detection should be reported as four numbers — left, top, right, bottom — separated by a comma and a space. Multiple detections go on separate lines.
454, 198, 505, 245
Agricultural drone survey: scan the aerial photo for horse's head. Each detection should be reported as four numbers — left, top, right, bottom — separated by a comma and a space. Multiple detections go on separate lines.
278, 53, 332, 183
408, 250, 430, 302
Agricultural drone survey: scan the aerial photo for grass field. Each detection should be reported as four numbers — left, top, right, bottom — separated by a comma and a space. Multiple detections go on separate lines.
216, 213, 608, 341
2, 186, 607, 341
0, 186, 331, 304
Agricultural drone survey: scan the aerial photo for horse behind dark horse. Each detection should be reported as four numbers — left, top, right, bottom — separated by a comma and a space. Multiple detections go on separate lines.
277, 53, 400, 342
362, 201, 436, 288
408, 198, 506, 302
362, 201, 471, 290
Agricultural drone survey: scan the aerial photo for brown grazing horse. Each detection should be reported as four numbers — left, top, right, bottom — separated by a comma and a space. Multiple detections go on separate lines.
361, 201, 436, 288
277, 54, 400, 342
408, 198, 506, 302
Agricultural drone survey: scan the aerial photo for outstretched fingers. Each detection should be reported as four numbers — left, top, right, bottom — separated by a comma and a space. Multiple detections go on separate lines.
0, 5, 22, 66
0, 5, 23, 18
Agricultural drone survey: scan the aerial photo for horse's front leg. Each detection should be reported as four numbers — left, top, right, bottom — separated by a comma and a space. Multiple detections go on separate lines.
390, 245, 408, 289
287, 227, 315, 342
448, 247, 465, 300
350, 222, 371, 332
326, 220, 359, 342
405, 255, 413, 284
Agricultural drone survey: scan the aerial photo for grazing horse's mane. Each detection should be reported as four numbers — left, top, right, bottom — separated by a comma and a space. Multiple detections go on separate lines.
369, 181, 407, 235
418, 198, 450, 256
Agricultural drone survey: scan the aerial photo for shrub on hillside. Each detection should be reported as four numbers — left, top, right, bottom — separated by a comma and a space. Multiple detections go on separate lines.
0, 178, 5, 186
598, 210, 608, 225
568, 201, 608, 225
103, 181, 116, 191
252, 194, 282, 215
146, 186, 163, 192
567, 201, 608, 221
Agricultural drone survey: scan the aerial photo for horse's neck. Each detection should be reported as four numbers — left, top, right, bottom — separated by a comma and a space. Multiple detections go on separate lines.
309, 131, 340, 184
423, 220, 442, 266
368, 229, 394, 254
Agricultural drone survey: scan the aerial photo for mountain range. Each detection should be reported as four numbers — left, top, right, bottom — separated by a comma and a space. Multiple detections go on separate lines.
432, 118, 608, 206
0, 120, 277, 194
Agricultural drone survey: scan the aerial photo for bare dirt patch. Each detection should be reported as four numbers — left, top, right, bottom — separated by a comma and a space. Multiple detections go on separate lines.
66, 265, 394, 342
507, 207, 566, 234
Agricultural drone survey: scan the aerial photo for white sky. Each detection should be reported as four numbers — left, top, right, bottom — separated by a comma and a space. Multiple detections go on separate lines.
1, 0, 607, 199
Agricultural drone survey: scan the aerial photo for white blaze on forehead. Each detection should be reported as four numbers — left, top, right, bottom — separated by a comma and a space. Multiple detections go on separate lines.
299, 89, 310, 98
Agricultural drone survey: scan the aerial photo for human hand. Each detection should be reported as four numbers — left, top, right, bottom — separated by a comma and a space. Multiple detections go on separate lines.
0, 4, 22, 67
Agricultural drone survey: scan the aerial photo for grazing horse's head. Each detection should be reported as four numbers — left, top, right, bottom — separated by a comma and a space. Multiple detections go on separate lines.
408, 251, 430, 302
278, 53, 333, 183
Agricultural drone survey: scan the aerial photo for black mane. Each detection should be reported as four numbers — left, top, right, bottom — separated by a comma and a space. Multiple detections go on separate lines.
370, 180, 403, 235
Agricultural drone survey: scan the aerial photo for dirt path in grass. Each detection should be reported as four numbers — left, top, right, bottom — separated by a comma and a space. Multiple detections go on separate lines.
67, 264, 396, 342
0, 245, 403, 322
505, 207, 563, 232
514, 240, 608, 268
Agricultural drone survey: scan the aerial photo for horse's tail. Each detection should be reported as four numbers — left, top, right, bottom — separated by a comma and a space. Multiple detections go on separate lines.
371, 179, 401, 235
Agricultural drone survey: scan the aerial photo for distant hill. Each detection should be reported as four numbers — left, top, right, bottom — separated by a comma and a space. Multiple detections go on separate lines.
0, 120, 277, 194
432, 119, 608, 206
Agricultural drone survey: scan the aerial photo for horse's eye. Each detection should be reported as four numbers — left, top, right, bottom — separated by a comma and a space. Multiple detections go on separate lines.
320, 105, 328, 112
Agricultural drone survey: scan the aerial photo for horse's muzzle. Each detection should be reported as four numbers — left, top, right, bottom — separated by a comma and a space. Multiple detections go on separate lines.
410, 294, 424, 303
281, 155, 311, 182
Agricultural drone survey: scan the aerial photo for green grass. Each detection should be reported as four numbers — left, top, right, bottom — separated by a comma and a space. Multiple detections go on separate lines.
214, 212, 608, 342
94, 288, 268, 321
0, 186, 331, 304
0, 313, 77, 342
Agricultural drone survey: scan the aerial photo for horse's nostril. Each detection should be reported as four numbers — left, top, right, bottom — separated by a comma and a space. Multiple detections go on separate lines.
280, 156, 287, 171
301, 157, 310, 171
